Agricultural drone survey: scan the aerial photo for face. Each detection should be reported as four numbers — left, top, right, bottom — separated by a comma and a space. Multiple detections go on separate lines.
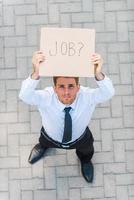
54, 77, 80, 105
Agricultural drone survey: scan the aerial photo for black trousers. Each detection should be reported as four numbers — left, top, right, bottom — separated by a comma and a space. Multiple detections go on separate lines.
39, 126, 94, 162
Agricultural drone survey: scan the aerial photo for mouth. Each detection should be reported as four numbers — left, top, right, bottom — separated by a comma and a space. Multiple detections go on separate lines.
63, 96, 71, 102
63, 95, 70, 99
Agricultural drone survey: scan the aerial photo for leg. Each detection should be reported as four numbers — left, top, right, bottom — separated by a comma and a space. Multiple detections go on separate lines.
75, 127, 94, 183
76, 128, 94, 162
28, 127, 52, 164
28, 126, 64, 164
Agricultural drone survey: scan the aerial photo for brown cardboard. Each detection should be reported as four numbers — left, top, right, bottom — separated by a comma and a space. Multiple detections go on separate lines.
39, 27, 95, 77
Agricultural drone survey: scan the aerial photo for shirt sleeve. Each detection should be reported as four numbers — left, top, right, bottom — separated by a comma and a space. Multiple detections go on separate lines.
19, 76, 46, 106
90, 75, 115, 105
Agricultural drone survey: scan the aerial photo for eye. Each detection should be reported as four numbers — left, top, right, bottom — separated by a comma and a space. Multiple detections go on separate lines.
68, 84, 74, 89
59, 85, 64, 89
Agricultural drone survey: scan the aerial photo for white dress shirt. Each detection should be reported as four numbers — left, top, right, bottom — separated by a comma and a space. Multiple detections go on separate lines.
19, 76, 115, 143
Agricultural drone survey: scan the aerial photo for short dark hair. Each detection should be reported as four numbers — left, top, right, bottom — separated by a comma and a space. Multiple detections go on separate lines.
53, 76, 79, 86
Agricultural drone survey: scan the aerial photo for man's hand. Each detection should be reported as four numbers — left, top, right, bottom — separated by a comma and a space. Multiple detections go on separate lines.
31, 51, 45, 80
91, 53, 104, 81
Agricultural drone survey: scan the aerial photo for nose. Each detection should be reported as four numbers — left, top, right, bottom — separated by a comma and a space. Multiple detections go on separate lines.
64, 87, 69, 95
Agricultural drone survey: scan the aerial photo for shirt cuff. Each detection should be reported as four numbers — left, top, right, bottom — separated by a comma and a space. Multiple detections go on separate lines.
95, 74, 111, 86
25, 75, 40, 89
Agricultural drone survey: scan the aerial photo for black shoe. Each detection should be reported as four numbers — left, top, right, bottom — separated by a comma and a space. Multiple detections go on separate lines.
80, 160, 94, 183
28, 143, 46, 164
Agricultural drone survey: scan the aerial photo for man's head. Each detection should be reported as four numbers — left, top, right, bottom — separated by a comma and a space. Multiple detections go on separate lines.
53, 76, 80, 105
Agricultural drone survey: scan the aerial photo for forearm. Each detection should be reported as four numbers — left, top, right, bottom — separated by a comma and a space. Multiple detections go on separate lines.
31, 51, 45, 80
19, 76, 40, 105
93, 75, 115, 104
31, 72, 40, 80
95, 72, 105, 81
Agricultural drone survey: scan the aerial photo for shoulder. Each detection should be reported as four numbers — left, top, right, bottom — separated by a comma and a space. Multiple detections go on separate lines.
44, 86, 54, 93
79, 86, 94, 94
42, 86, 55, 98
78, 86, 96, 101
37, 87, 55, 107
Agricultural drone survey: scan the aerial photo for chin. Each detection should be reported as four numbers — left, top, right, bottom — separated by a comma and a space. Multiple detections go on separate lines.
62, 99, 72, 105
63, 101, 71, 105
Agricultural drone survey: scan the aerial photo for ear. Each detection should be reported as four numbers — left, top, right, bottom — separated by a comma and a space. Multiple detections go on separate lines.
53, 85, 56, 93
53, 85, 59, 95
77, 84, 80, 92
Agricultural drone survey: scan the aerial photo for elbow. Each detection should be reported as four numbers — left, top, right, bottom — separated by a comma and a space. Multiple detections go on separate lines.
105, 87, 115, 101
19, 91, 22, 100
19, 90, 27, 103
19, 91, 23, 101
111, 87, 115, 97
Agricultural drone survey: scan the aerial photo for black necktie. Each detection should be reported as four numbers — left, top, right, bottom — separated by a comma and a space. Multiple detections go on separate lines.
62, 107, 72, 143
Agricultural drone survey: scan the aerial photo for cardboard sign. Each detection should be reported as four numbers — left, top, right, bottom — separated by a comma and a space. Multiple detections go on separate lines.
39, 27, 95, 77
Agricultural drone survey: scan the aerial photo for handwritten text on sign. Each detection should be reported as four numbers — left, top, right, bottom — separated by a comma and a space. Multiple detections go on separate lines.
40, 27, 95, 77
49, 41, 84, 56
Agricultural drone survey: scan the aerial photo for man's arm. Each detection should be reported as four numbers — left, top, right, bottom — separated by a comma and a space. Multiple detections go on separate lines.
31, 51, 45, 80
91, 53, 104, 81
90, 53, 115, 104
19, 51, 45, 105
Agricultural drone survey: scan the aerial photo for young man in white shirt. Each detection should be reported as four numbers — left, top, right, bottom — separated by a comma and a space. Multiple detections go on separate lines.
19, 51, 115, 183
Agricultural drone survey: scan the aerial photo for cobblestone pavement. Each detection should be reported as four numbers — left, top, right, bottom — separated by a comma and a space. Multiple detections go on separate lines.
0, 0, 134, 199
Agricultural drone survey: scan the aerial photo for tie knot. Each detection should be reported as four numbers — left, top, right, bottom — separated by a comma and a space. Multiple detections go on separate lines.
64, 107, 71, 113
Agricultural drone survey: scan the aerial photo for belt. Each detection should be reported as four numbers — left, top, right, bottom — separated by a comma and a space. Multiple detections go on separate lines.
41, 127, 88, 149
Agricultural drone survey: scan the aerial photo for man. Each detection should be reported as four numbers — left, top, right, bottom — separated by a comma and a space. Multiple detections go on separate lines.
19, 51, 115, 183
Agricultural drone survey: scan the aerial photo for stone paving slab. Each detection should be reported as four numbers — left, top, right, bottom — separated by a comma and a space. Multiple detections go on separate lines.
0, 0, 134, 199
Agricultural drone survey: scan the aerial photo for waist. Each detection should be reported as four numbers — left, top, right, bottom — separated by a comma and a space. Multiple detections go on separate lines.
41, 126, 89, 148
